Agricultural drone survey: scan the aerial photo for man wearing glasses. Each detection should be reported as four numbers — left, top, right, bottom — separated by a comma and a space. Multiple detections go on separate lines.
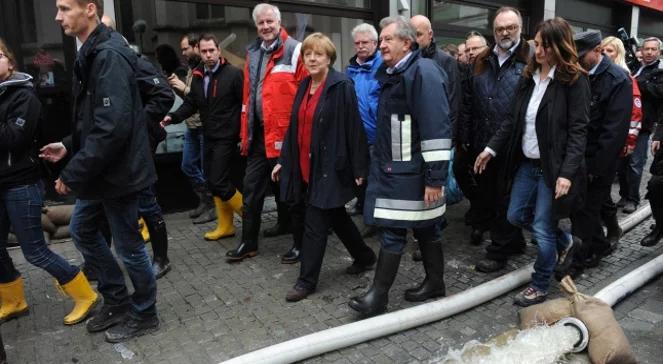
457, 7, 530, 273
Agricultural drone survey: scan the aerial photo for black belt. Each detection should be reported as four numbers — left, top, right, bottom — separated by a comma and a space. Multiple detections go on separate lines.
525, 158, 541, 168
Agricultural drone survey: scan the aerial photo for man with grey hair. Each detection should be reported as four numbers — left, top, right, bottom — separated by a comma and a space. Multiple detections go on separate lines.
230, 3, 307, 263
457, 7, 530, 273
345, 23, 382, 222
349, 16, 451, 316
620, 37, 663, 214
465, 32, 488, 64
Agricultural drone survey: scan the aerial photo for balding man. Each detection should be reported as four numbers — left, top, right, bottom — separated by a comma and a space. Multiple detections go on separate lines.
465, 32, 488, 65
457, 7, 531, 273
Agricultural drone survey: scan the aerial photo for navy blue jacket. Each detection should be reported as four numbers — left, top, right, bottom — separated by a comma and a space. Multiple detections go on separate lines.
585, 56, 632, 177
420, 41, 460, 134
60, 24, 156, 199
364, 50, 452, 228
346, 51, 382, 145
279, 69, 368, 209
458, 38, 530, 151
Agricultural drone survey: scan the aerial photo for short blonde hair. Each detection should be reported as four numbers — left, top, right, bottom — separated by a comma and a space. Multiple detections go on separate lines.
601, 36, 629, 71
301, 32, 337, 65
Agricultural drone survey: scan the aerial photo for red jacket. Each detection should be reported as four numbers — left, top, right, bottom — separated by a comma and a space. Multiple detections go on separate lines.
622, 75, 642, 156
240, 28, 307, 158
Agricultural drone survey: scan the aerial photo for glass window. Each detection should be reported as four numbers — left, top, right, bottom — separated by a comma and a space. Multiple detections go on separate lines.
122, 0, 367, 154
288, 0, 370, 9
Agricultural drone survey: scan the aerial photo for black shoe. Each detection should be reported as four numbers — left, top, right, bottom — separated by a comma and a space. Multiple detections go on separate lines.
404, 240, 446, 302
475, 259, 506, 273
470, 229, 483, 245
411, 249, 422, 262
513, 286, 547, 307
86, 304, 130, 333
616, 197, 627, 208
349, 249, 401, 317
104, 316, 160, 343
263, 223, 290, 238
641, 227, 663, 247
281, 246, 301, 264
345, 253, 377, 275
226, 242, 258, 262
152, 258, 171, 279
285, 285, 314, 302
622, 201, 638, 214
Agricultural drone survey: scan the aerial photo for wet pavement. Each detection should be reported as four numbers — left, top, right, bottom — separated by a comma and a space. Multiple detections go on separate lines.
2, 180, 663, 364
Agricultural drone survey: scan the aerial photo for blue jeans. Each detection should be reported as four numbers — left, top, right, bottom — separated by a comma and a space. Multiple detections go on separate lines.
138, 186, 162, 226
70, 192, 157, 319
619, 131, 650, 204
507, 162, 571, 293
181, 128, 205, 186
0, 184, 79, 284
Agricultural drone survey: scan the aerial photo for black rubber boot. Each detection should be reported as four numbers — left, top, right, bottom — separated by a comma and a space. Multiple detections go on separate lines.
405, 239, 446, 302
604, 213, 622, 247
348, 249, 401, 316
146, 218, 171, 279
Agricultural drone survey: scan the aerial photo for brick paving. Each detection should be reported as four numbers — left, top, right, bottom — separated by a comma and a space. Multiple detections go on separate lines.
2, 180, 663, 363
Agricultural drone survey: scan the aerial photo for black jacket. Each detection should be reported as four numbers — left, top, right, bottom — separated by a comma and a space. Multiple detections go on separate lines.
420, 41, 460, 131
586, 56, 632, 177
636, 59, 663, 133
0, 73, 42, 190
488, 73, 591, 220
60, 24, 156, 199
279, 69, 368, 209
169, 59, 243, 141
459, 38, 531, 150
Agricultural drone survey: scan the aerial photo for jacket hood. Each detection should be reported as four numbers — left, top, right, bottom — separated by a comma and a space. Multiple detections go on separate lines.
0, 72, 33, 96
420, 41, 439, 58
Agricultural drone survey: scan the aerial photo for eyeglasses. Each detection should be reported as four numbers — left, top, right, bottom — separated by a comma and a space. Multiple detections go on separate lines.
495, 24, 519, 34
466, 46, 486, 53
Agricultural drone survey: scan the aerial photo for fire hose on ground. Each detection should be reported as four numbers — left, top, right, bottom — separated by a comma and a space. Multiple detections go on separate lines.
222, 204, 657, 364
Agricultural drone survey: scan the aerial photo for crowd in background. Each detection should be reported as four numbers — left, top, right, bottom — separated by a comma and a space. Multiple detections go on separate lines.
0, 0, 662, 344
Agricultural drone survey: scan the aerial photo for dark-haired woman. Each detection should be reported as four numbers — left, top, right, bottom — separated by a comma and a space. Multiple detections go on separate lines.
272, 33, 376, 302
474, 17, 590, 307
0, 39, 98, 324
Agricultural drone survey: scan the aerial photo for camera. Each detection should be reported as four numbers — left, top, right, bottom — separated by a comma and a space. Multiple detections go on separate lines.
617, 27, 641, 73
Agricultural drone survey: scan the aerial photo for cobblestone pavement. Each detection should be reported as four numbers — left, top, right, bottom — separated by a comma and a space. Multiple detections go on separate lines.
2, 181, 663, 363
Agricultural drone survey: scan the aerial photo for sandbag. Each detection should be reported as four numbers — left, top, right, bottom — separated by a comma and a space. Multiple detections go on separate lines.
518, 298, 572, 329
52, 226, 70, 240
560, 277, 637, 364
45, 205, 74, 226
41, 214, 57, 234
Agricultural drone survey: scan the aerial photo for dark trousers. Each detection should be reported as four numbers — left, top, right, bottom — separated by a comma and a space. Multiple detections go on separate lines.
296, 205, 375, 290
453, 147, 480, 226
70, 192, 157, 319
571, 174, 614, 257
204, 138, 238, 201
618, 132, 650, 204
380, 222, 443, 254
474, 156, 525, 261
647, 175, 663, 225
241, 131, 289, 245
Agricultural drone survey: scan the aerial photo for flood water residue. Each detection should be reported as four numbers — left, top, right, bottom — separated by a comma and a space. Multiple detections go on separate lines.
439, 324, 581, 364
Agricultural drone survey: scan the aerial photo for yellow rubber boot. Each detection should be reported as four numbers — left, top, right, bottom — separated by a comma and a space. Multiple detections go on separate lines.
59, 271, 99, 325
139, 217, 150, 242
226, 190, 243, 215
204, 196, 236, 241
0, 277, 29, 323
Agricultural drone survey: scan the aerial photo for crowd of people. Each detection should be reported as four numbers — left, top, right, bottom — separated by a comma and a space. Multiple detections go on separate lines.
0, 0, 662, 344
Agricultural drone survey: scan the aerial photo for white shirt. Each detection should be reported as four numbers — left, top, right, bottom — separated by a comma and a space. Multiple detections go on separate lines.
493, 39, 521, 67
522, 66, 556, 159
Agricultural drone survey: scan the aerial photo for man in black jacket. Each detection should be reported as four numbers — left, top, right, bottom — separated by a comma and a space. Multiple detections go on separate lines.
566, 31, 632, 273
162, 34, 244, 242
642, 126, 663, 246
620, 37, 663, 213
41, 0, 158, 342
458, 7, 528, 272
